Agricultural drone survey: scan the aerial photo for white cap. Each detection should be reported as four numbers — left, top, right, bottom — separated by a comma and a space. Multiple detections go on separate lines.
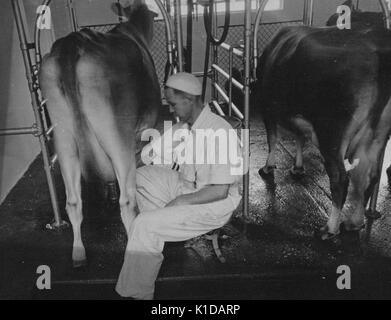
165, 72, 202, 96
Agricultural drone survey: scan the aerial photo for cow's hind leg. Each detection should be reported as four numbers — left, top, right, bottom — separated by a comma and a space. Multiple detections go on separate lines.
40, 57, 86, 267
318, 157, 349, 240
259, 118, 278, 179
346, 146, 383, 230
53, 137, 85, 266
60, 147, 85, 267
76, 59, 138, 234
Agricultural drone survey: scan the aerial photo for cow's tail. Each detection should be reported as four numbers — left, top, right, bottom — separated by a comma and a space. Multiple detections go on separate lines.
52, 33, 85, 128
50, 33, 100, 180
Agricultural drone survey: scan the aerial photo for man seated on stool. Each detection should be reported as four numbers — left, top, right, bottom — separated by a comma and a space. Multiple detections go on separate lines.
116, 72, 243, 300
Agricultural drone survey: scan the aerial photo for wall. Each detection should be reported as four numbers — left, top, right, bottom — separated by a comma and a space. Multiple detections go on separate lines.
0, 0, 69, 204
0, 0, 39, 204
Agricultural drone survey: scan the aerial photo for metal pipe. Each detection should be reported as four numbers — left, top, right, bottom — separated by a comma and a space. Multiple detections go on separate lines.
12, 0, 63, 228
379, 0, 391, 30
192, 70, 212, 77
154, 0, 176, 76
228, 47, 233, 117
212, 0, 219, 102
0, 126, 39, 136
67, 0, 78, 32
303, 0, 308, 25
212, 30, 218, 101
185, 0, 193, 72
213, 83, 244, 119
304, 0, 314, 26
212, 100, 225, 117
307, 0, 314, 26
242, 0, 252, 221
211, 64, 244, 91
174, 0, 184, 72
212, 55, 218, 103
34, 0, 51, 65
220, 42, 243, 57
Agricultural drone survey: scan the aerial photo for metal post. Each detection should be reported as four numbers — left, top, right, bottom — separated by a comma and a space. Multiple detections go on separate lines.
174, 0, 184, 72
12, 0, 65, 229
153, 0, 176, 76
304, 0, 314, 26
303, 0, 308, 24
212, 3, 218, 102
379, 0, 391, 30
34, 0, 51, 65
243, 0, 251, 221
307, 0, 314, 26
0, 126, 39, 136
228, 47, 233, 117
185, 0, 193, 73
67, 0, 78, 32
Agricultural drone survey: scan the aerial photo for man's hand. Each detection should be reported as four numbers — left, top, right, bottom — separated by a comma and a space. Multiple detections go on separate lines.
165, 184, 230, 207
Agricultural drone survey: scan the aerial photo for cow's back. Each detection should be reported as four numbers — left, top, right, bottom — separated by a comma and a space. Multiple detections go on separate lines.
40, 26, 160, 181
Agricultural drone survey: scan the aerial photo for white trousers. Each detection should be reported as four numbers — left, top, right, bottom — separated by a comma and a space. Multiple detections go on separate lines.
115, 165, 237, 299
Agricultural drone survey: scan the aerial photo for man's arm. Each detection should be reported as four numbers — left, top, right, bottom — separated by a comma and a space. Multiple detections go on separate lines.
165, 184, 230, 207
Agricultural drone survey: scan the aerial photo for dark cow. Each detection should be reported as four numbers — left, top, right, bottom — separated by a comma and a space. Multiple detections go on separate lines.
329, 0, 391, 185
253, 25, 391, 239
262, 2, 390, 179
39, 2, 160, 267
320, 2, 390, 184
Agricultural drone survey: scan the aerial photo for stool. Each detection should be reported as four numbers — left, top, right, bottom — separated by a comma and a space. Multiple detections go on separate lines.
205, 229, 227, 263
184, 227, 230, 263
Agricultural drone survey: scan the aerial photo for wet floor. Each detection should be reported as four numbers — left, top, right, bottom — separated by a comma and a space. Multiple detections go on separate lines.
1, 108, 391, 299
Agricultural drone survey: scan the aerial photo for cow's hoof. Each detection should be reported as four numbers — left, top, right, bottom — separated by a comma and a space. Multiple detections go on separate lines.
73, 259, 87, 268
315, 225, 340, 242
45, 219, 69, 231
258, 166, 276, 180
289, 166, 305, 178
338, 223, 362, 250
365, 209, 382, 220
340, 222, 365, 233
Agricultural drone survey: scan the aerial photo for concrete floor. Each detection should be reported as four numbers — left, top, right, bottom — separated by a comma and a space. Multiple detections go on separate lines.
1, 108, 391, 299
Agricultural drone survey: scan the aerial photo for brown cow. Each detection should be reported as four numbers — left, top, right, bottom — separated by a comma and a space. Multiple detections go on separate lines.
39, 2, 160, 267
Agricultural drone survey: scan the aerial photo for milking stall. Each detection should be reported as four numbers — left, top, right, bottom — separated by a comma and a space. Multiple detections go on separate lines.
1, 0, 391, 301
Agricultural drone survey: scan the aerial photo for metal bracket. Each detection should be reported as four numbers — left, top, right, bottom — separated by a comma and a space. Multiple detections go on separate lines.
32, 123, 41, 137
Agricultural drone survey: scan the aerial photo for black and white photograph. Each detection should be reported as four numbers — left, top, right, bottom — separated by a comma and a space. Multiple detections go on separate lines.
1, 0, 391, 305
